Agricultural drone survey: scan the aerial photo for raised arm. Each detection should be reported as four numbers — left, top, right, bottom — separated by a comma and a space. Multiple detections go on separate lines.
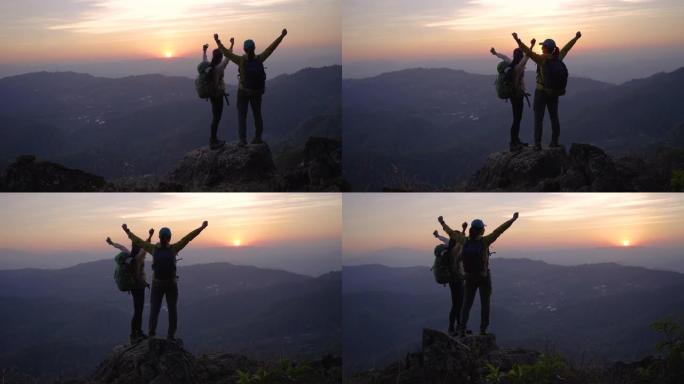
106, 237, 129, 254
490, 47, 511, 62
214, 34, 240, 64
202, 44, 209, 63
172, 221, 208, 253
560, 31, 581, 60
512, 33, 542, 64
518, 39, 535, 69
438, 216, 466, 244
122, 224, 156, 255
258, 28, 287, 62
483, 212, 519, 246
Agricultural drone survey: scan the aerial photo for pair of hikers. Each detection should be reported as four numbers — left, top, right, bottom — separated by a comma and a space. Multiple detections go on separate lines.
196, 29, 288, 149
108, 221, 209, 343
432, 212, 519, 337
493, 31, 582, 151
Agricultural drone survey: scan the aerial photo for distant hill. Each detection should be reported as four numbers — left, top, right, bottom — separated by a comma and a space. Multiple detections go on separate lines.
343, 67, 684, 190
0, 66, 341, 179
342, 259, 684, 373
0, 260, 340, 377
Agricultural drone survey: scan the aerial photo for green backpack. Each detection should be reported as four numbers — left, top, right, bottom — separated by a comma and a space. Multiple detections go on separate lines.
432, 244, 453, 285
195, 62, 216, 99
495, 61, 515, 99
114, 252, 136, 292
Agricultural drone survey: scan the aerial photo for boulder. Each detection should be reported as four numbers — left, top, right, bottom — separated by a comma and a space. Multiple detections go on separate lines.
165, 142, 276, 191
422, 329, 497, 383
1, 155, 107, 192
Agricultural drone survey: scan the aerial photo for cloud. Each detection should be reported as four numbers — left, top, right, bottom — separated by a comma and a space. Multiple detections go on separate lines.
48, 0, 304, 34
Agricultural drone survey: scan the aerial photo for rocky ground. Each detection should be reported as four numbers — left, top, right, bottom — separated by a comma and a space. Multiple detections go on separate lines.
0, 338, 341, 384
0, 137, 347, 192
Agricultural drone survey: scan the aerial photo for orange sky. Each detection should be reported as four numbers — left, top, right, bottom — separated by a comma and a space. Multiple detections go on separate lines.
343, 193, 684, 254
0, 0, 340, 63
0, 193, 341, 251
343, 0, 684, 62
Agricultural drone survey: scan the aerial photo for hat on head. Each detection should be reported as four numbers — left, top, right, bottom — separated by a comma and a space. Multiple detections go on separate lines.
540, 39, 557, 50
159, 227, 172, 239
243, 39, 255, 51
471, 219, 486, 230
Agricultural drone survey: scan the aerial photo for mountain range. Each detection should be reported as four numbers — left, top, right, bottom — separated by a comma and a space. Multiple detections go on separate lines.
0, 259, 341, 378
0, 66, 341, 179
343, 67, 684, 190
342, 259, 684, 373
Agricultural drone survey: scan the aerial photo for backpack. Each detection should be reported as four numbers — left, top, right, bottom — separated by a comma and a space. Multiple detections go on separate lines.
152, 246, 177, 280
495, 61, 515, 99
195, 62, 217, 99
243, 57, 266, 92
461, 238, 486, 275
432, 244, 453, 285
543, 57, 568, 97
114, 252, 136, 291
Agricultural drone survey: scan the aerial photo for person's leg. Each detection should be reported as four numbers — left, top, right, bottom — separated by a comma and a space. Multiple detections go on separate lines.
131, 288, 145, 336
448, 280, 463, 333
210, 95, 223, 142
250, 94, 264, 142
547, 96, 560, 146
479, 276, 493, 334
460, 277, 478, 334
148, 283, 163, 337
237, 90, 249, 144
166, 282, 179, 339
533, 90, 546, 149
510, 96, 524, 145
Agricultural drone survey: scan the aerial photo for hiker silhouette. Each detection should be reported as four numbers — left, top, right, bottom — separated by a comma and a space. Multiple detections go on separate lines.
214, 28, 288, 146
512, 31, 582, 150
198, 38, 235, 150
107, 228, 154, 344
438, 212, 519, 336
433, 221, 468, 336
121, 221, 208, 342
491, 38, 536, 152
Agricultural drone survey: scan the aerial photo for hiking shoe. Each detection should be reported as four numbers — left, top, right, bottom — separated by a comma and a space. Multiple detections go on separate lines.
251, 137, 264, 145
509, 143, 522, 152
533, 144, 542, 151
237, 140, 247, 147
210, 139, 225, 150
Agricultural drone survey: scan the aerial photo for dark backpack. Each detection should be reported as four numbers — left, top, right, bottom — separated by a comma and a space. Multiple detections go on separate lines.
114, 252, 136, 291
495, 61, 515, 99
152, 246, 176, 280
461, 238, 486, 275
195, 62, 218, 99
543, 57, 568, 97
432, 243, 453, 285
243, 57, 266, 92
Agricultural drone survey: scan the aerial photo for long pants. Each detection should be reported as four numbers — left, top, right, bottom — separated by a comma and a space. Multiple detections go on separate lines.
149, 279, 178, 338
210, 94, 224, 141
510, 96, 524, 144
448, 279, 464, 331
533, 89, 560, 146
130, 287, 145, 336
460, 275, 492, 332
237, 89, 263, 142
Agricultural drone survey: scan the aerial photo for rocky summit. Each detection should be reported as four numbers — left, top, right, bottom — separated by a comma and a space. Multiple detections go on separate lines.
0, 155, 106, 192
463, 143, 651, 192
54, 338, 340, 384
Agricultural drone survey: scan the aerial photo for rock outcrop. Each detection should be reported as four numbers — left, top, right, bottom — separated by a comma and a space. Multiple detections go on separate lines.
350, 329, 539, 384
0, 137, 346, 192
0, 155, 106, 192
463, 143, 650, 191
57, 338, 340, 384
165, 142, 276, 191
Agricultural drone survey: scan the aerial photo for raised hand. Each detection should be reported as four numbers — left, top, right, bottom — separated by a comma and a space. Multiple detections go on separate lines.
229, 37, 235, 44
513, 212, 519, 220
461, 222, 468, 230
490, 47, 496, 55
282, 28, 288, 37
433, 230, 439, 238
149, 228, 154, 236
438, 216, 444, 223
106, 237, 112, 244
203, 43, 209, 51
202, 221, 209, 228
512, 32, 518, 40
576, 31, 582, 38
122, 223, 129, 232
530, 38, 536, 46
214, 33, 220, 41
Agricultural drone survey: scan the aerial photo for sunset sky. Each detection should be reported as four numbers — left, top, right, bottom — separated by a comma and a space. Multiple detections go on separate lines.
343, 0, 684, 80
0, 193, 341, 252
343, 193, 684, 255
0, 0, 339, 64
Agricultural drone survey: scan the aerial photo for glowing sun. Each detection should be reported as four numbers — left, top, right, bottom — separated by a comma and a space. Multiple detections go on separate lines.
163, 51, 174, 59
232, 239, 242, 247
622, 239, 631, 247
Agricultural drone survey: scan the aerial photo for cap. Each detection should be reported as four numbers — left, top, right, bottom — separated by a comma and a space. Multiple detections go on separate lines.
539, 39, 557, 49
471, 219, 486, 230
159, 227, 172, 239
244, 39, 255, 51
